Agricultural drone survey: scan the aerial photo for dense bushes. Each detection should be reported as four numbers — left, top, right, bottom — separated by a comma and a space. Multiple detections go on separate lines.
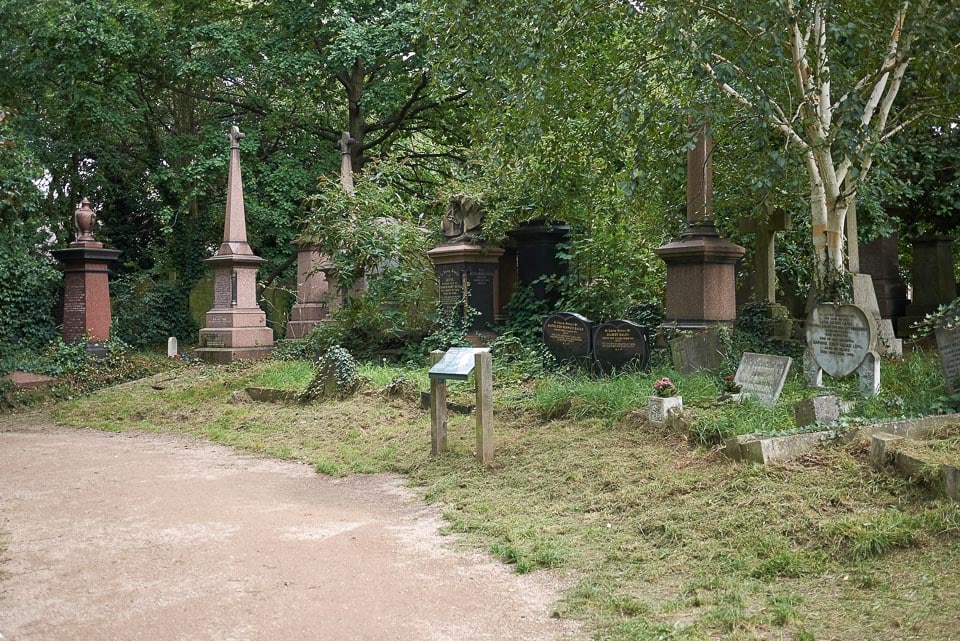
111, 274, 197, 350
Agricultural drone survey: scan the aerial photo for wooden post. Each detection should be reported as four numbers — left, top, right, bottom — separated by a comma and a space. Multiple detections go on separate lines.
429, 350, 447, 455
474, 351, 493, 464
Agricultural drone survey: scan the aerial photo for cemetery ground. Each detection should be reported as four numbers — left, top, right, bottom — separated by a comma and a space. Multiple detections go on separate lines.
4, 351, 960, 641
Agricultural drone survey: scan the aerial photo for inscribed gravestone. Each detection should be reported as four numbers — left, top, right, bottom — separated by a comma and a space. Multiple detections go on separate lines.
734, 352, 792, 407
935, 327, 960, 395
806, 304, 876, 378
543, 313, 593, 364
593, 320, 650, 373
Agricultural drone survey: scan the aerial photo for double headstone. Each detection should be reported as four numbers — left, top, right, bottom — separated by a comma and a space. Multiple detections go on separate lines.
542, 313, 650, 373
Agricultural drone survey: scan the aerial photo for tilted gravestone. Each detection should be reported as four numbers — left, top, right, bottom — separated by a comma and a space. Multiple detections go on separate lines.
593, 320, 650, 374
935, 327, 960, 395
734, 352, 792, 407
805, 303, 879, 396
543, 313, 594, 365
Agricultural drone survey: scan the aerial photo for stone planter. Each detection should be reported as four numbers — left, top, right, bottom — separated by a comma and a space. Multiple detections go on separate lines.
648, 395, 683, 427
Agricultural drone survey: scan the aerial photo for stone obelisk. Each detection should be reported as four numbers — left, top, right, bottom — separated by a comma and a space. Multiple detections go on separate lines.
196, 126, 274, 363
655, 122, 745, 329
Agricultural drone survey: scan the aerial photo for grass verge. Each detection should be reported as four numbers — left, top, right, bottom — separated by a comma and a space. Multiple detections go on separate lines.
49, 357, 960, 641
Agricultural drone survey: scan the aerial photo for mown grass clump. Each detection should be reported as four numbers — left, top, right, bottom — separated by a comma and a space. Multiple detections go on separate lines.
46, 350, 960, 641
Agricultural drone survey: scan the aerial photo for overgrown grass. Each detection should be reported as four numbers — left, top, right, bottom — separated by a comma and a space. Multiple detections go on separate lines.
46, 353, 960, 641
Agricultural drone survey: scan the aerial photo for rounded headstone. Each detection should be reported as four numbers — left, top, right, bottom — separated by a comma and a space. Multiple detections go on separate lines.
592, 320, 650, 374
542, 312, 593, 364
806, 303, 877, 378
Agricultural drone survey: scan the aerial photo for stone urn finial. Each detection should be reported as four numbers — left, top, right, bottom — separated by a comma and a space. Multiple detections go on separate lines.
74, 198, 97, 243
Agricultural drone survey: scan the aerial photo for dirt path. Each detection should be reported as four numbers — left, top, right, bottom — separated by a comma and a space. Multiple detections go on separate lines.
0, 417, 581, 641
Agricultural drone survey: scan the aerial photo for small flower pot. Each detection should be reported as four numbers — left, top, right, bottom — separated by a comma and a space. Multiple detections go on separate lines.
648, 395, 682, 427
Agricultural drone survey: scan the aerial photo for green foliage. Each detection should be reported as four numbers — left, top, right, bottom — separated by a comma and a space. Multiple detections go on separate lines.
0, 231, 59, 354
112, 274, 197, 350
911, 297, 960, 338
298, 345, 361, 402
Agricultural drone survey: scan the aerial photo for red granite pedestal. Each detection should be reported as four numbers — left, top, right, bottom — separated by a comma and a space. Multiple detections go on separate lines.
655, 222, 745, 330
286, 243, 332, 339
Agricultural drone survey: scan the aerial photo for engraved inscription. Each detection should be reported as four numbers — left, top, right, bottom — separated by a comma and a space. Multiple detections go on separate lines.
936, 327, 960, 394
214, 271, 232, 308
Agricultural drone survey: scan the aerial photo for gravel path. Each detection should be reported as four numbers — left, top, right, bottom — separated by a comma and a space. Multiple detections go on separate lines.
0, 418, 580, 641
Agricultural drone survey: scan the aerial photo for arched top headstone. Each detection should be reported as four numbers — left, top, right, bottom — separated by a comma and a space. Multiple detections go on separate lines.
543, 312, 593, 364
593, 320, 650, 374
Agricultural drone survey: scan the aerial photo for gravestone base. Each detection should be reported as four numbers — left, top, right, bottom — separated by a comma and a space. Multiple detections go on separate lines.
195, 345, 276, 364
52, 246, 122, 344
286, 303, 329, 339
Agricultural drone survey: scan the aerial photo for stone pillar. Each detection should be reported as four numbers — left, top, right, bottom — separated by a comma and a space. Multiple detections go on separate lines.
898, 236, 957, 336
859, 233, 909, 321
506, 220, 570, 305
196, 126, 274, 363
286, 243, 332, 339
51, 199, 121, 357
656, 123, 745, 329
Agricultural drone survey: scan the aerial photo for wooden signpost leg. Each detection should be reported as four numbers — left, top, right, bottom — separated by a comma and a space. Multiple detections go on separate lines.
430, 350, 448, 455
474, 351, 493, 464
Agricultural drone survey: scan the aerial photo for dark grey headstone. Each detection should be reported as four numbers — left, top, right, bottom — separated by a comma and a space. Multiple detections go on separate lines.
543, 313, 594, 364
593, 320, 650, 374
936, 327, 960, 395
734, 352, 792, 407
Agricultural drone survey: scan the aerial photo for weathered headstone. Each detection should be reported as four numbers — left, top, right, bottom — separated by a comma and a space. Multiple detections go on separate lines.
670, 326, 725, 373
859, 232, 909, 320
734, 352, 792, 407
898, 236, 957, 336
543, 313, 594, 365
805, 303, 880, 396
592, 320, 650, 373
935, 327, 960, 395
167, 337, 178, 358
852, 273, 902, 357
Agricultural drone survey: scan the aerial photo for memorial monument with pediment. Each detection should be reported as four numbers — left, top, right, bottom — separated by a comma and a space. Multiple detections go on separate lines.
196, 126, 274, 363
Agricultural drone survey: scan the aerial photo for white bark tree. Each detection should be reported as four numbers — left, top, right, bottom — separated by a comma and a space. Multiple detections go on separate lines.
651, 0, 955, 286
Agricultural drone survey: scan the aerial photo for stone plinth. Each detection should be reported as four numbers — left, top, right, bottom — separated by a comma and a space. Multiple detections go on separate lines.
52, 245, 121, 351
197, 255, 274, 363
427, 243, 504, 333
507, 221, 570, 304
656, 222, 745, 329
286, 243, 332, 339
899, 236, 956, 336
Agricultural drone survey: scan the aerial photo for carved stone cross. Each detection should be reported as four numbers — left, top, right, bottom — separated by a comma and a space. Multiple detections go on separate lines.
738, 206, 792, 303
338, 131, 355, 154
227, 125, 245, 148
